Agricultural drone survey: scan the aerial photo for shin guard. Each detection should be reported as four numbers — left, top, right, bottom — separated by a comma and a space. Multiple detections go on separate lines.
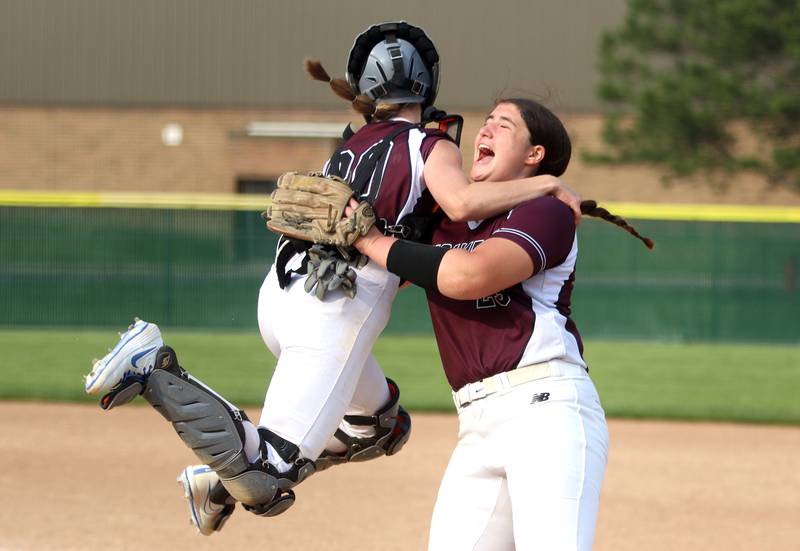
316, 378, 412, 471
142, 346, 280, 506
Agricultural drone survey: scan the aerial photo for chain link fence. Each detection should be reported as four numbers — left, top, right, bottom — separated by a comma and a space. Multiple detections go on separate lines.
1, 206, 797, 342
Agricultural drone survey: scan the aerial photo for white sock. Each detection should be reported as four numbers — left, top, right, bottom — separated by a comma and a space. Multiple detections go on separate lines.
243, 421, 299, 473
324, 416, 383, 454
324, 433, 348, 454
264, 441, 295, 473
242, 421, 262, 463
324, 371, 390, 455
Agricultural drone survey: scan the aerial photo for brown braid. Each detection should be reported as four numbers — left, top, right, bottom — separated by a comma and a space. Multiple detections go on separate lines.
580, 200, 655, 250
304, 58, 332, 84
304, 58, 375, 117
304, 58, 412, 121
373, 103, 404, 119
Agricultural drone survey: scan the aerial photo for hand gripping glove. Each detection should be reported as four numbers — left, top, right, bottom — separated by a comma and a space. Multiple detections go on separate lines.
263, 171, 376, 247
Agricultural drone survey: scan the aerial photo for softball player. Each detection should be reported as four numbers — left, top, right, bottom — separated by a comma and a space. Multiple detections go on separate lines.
254, 22, 582, 482
84, 23, 582, 536
352, 98, 653, 550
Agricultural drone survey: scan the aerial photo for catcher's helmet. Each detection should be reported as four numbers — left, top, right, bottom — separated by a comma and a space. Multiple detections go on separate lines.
346, 21, 440, 108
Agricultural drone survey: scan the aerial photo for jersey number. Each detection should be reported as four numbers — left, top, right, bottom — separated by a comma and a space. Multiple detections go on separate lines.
476, 292, 511, 309
327, 141, 394, 204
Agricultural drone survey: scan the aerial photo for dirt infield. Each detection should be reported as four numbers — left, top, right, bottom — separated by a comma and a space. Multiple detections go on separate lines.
1, 402, 798, 550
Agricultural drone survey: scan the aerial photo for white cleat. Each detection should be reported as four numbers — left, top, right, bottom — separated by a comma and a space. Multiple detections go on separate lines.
178, 465, 234, 536
84, 318, 164, 395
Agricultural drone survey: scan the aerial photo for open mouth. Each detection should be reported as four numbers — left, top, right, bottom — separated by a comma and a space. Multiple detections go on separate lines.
476, 143, 495, 164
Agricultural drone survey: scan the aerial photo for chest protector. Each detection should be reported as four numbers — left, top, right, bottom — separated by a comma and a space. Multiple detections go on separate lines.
274, 122, 420, 289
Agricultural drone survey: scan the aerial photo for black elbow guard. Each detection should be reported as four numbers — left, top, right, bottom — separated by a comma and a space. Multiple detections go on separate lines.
386, 240, 447, 291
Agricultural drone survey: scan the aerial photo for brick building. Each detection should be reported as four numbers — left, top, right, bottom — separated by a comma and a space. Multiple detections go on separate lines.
1, 0, 797, 205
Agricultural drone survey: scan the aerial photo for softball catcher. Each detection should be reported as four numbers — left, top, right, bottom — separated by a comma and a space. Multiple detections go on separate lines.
84, 21, 583, 536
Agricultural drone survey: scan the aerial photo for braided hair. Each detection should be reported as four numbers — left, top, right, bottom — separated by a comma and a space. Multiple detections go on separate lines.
304, 58, 404, 120
501, 98, 654, 250
580, 200, 654, 249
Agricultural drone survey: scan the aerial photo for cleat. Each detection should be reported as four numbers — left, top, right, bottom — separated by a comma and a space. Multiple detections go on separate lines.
84, 319, 164, 395
99, 376, 146, 410
178, 465, 234, 536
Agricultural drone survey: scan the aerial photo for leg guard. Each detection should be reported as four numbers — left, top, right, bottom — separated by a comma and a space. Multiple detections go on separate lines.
240, 428, 316, 517
142, 346, 314, 509
316, 378, 412, 471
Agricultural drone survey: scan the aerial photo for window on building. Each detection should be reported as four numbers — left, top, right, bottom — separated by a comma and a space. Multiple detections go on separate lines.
237, 177, 277, 195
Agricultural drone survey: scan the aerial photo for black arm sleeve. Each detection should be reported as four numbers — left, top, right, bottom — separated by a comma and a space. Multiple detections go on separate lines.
386, 240, 447, 291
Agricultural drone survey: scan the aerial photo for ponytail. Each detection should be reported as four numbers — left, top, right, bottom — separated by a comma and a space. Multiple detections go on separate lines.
304, 58, 407, 121
580, 200, 655, 250
304, 58, 374, 117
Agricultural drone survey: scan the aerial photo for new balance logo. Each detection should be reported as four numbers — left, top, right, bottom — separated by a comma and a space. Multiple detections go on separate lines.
531, 392, 550, 404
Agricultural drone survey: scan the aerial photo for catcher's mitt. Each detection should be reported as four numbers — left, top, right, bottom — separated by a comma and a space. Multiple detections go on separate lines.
263, 171, 376, 247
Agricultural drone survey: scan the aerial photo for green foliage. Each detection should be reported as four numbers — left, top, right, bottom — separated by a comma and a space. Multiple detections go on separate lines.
594, 0, 800, 189
1, 329, 798, 424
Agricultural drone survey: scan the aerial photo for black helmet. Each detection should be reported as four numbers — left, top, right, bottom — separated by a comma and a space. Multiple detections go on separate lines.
346, 21, 440, 108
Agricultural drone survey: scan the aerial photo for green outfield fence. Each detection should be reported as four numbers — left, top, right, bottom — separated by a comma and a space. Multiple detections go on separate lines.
1, 191, 799, 342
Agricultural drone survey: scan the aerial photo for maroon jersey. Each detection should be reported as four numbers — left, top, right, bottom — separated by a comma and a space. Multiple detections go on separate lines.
275, 118, 448, 286
427, 196, 585, 391
324, 119, 449, 226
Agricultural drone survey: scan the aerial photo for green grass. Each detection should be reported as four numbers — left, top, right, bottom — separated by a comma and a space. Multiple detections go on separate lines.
583, 341, 800, 424
1, 328, 798, 424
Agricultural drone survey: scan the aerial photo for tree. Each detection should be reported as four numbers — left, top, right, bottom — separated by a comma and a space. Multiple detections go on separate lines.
593, 0, 800, 190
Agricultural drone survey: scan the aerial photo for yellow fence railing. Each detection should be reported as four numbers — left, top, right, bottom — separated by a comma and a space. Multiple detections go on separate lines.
2, 189, 800, 222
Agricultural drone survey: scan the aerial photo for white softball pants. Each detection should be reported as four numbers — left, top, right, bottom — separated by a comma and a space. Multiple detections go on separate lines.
428, 360, 609, 551
257, 259, 400, 461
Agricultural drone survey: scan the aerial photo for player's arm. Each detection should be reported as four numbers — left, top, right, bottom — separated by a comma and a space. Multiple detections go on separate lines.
354, 228, 530, 300
422, 140, 581, 224
353, 196, 574, 300
437, 239, 533, 299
